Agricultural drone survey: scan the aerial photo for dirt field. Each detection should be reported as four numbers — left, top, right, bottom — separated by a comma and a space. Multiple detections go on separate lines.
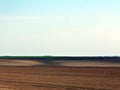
0, 67, 120, 90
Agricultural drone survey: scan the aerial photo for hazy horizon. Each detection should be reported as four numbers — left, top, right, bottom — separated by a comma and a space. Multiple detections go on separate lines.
0, 0, 120, 56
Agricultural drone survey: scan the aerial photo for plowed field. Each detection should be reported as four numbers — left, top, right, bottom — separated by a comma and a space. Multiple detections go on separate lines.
0, 67, 120, 90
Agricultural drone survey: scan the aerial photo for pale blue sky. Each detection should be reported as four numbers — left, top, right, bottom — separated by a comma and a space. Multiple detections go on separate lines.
0, 0, 120, 56
0, 0, 120, 16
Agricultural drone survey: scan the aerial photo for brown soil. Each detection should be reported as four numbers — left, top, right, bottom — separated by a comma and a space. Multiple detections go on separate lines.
0, 67, 120, 90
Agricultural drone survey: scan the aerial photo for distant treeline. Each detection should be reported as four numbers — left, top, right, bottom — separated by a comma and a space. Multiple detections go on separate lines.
0, 56, 120, 62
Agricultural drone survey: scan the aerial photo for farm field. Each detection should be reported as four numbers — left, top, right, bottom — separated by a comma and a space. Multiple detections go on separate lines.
0, 59, 120, 67
0, 66, 120, 90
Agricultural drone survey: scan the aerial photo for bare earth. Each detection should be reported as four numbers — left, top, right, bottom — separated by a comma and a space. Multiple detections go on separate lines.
0, 66, 120, 90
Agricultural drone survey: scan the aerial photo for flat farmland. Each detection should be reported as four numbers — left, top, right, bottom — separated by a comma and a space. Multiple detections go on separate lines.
0, 67, 120, 90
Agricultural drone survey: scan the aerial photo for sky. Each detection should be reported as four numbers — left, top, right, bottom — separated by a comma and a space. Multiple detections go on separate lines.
0, 0, 120, 56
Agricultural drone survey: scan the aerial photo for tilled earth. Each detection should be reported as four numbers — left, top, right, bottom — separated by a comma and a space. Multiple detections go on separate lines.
0, 67, 120, 90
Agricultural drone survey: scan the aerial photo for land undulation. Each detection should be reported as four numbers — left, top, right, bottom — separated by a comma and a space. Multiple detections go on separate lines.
0, 66, 120, 90
0, 56, 120, 90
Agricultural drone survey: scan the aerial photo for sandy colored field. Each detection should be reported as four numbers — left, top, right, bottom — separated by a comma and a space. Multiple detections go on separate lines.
0, 59, 120, 67
0, 67, 120, 90
0, 59, 42, 66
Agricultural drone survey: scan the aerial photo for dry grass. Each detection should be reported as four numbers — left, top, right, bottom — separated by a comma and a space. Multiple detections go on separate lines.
0, 59, 120, 67
0, 66, 120, 90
